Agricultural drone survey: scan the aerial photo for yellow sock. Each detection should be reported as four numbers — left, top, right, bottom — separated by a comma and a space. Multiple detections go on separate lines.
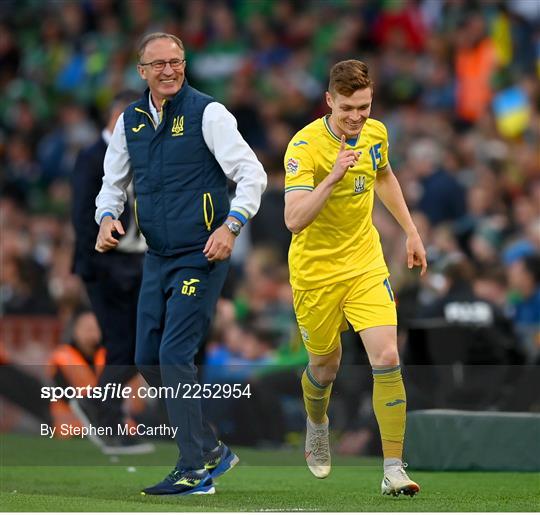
301, 366, 332, 424
372, 365, 406, 460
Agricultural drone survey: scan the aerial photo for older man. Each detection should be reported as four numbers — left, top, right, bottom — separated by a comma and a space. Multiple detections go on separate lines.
95, 33, 266, 496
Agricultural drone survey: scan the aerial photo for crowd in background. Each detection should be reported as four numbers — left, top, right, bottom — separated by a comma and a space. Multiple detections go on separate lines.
1, 0, 539, 448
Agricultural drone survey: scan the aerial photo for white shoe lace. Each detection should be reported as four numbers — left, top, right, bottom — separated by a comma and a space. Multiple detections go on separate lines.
309, 429, 330, 463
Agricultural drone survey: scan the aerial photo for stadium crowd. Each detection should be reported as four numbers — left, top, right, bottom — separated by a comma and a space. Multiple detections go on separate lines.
1, 0, 539, 449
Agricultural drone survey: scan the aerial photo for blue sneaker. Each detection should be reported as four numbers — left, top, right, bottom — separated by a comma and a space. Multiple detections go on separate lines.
204, 441, 240, 479
141, 468, 214, 496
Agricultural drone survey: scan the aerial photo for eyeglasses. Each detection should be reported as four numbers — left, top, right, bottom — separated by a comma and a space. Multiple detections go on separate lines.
139, 58, 185, 71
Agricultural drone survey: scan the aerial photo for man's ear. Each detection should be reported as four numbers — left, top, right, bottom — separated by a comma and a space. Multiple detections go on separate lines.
325, 91, 333, 110
137, 64, 146, 81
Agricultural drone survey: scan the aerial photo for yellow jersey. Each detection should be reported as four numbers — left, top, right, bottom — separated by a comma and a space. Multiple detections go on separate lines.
284, 116, 389, 290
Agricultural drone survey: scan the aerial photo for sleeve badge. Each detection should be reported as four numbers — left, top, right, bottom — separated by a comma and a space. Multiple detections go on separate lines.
286, 157, 300, 175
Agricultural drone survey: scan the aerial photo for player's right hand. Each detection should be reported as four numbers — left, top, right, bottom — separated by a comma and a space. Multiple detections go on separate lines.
95, 217, 125, 253
329, 135, 360, 184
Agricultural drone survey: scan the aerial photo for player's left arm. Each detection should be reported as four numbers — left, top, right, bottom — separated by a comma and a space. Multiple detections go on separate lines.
375, 163, 427, 275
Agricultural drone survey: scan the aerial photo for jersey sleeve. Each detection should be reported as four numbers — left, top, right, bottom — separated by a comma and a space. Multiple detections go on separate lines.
284, 141, 315, 193
377, 123, 389, 171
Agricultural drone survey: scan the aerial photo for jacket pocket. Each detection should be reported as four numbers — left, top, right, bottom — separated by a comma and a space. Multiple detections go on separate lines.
203, 192, 214, 231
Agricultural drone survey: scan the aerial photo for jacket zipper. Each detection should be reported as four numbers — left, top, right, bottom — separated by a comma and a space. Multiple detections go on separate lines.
134, 198, 140, 231
134, 107, 157, 129
203, 193, 214, 231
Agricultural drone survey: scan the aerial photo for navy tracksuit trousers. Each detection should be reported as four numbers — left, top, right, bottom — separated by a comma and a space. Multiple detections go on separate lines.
134, 250, 229, 470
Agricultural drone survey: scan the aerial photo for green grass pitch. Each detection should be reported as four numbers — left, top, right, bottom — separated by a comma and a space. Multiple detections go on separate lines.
1, 435, 539, 512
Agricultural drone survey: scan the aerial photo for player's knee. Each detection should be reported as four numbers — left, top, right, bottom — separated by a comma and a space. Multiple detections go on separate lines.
372, 347, 399, 367
310, 362, 339, 385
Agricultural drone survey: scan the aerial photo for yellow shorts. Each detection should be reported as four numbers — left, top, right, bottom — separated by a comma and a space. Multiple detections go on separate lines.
292, 267, 397, 356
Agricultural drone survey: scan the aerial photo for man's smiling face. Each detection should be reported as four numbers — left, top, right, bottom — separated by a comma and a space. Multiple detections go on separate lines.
326, 87, 373, 138
137, 37, 186, 105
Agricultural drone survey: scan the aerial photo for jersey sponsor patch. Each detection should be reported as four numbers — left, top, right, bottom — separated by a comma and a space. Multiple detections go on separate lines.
286, 157, 300, 175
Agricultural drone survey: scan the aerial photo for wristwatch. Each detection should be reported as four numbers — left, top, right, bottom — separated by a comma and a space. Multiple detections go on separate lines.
224, 219, 242, 237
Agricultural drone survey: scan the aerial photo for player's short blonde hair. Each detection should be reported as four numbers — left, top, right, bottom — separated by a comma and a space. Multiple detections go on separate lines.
328, 60, 373, 97
137, 32, 184, 61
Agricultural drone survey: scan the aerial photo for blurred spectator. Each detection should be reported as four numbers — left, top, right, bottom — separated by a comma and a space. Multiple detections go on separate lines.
48, 310, 105, 436
454, 13, 498, 124
373, 0, 428, 53
37, 102, 97, 182
236, 246, 286, 312
205, 318, 274, 385
473, 266, 511, 310
47, 310, 150, 443
408, 139, 466, 225
506, 254, 540, 362
0, 253, 56, 315
190, 3, 247, 100
0, 22, 20, 85
227, 74, 267, 151
3, 134, 42, 207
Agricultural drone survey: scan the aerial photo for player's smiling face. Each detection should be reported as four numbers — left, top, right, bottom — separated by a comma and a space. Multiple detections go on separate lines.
326, 88, 373, 138
137, 38, 186, 106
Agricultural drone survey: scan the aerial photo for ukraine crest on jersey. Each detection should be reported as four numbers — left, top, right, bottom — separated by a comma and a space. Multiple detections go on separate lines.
284, 116, 390, 290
